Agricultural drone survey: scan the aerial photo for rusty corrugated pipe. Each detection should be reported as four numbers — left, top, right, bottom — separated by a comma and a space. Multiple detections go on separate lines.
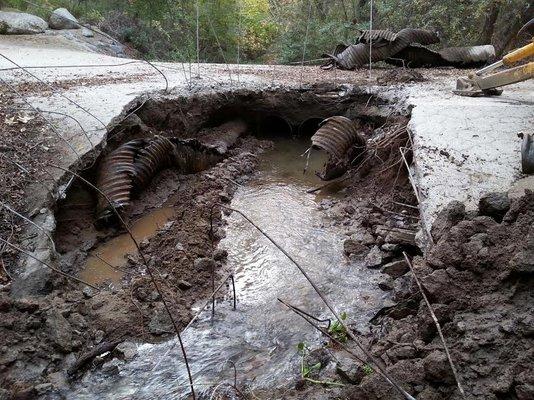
388, 44, 496, 68
311, 116, 367, 181
311, 116, 365, 159
324, 28, 439, 70
95, 121, 248, 225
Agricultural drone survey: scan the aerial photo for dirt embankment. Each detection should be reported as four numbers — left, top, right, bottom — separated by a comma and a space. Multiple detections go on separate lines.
0, 129, 268, 399
285, 190, 534, 400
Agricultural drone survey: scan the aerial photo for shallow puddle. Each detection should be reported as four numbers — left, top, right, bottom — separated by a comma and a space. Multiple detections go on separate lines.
79, 207, 175, 285
66, 136, 388, 399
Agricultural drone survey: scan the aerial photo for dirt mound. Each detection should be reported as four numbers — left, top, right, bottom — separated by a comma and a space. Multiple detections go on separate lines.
359, 191, 534, 399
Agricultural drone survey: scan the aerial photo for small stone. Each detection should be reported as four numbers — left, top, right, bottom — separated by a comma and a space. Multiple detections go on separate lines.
94, 330, 104, 344
0, 298, 11, 312
219, 191, 231, 203
478, 192, 510, 222
336, 360, 365, 384
101, 358, 122, 375
213, 249, 228, 261
139, 239, 150, 249
82, 287, 94, 299
46, 310, 72, 352
343, 239, 368, 256
423, 350, 454, 383
381, 243, 400, 252
162, 221, 174, 231
194, 257, 216, 270
177, 280, 192, 290
364, 246, 384, 268
381, 259, 409, 278
14, 298, 39, 313
116, 342, 138, 361
34, 383, 53, 395
174, 242, 185, 252
378, 275, 394, 291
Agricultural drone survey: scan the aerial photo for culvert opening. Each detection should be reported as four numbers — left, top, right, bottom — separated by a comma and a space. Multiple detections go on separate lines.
52, 86, 420, 398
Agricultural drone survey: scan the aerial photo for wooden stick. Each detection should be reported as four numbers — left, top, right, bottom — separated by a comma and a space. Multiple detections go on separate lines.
402, 253, 466, 397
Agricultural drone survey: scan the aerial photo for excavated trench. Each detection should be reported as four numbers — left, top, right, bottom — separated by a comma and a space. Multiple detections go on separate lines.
49, 86, 417, 399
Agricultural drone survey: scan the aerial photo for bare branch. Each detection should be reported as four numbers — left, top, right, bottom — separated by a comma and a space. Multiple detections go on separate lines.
403, 253, 466, 397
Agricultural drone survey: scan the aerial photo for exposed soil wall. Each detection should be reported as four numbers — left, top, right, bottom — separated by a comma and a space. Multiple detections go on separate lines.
0, 85, 410, 398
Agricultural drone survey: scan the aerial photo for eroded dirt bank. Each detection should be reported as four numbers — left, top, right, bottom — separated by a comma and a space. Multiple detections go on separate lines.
0, 80, 532, 400
0, 85, 409, 398
275, 191, 534, 400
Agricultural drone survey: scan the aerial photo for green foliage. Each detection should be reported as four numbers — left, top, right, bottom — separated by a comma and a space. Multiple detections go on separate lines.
2, 0, 530, 62
363, 364, 373, 375
296, 342, 344, 387
328, 311, 348, 343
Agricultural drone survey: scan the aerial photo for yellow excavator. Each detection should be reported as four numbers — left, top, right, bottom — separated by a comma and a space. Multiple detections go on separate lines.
454, 18, 534, 97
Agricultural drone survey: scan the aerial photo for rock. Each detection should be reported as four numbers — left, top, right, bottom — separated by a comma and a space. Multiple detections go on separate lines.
14, 298, 39, 313
479, 192, 510, 222
378, 275, 394, 291
49, 8, 79, 30
364, 246, 384, 268
350, 229, 376, 245
343, 239, 368, 256
148, 307, 173, 335
381, 243, 400, 252
0, 348, 19, 365
174, 242, 185, 252
115, 342, 138, 361
213, 249, 228, 261
0, 11, 48, 34
193, 257, 216, 270
431, 201, 465, 241
101, 358, 122, 375
177, 280, 192, 290
94, 330, 104, 344
377, 226, 416, 247
82, 287, 94, 299
46, 310, 73, 352
81, 27, 94, 37
34, 383, 52, 395
336, 360, 366, 384
516, 384, 534, 400
423, 350, 454, 383
508, 249, 534, 275
381, 259, 409, 278
0, 297, 12, 311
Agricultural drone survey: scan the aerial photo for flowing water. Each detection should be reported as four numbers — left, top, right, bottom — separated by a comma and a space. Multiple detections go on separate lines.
66, 137, 388, 399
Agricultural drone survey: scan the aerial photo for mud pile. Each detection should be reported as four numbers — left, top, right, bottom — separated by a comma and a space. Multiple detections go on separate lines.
355, 191, 534, 399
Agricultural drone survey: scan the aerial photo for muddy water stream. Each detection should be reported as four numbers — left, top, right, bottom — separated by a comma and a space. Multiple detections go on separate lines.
80, 208, 176, 285
68, 137, 388, 399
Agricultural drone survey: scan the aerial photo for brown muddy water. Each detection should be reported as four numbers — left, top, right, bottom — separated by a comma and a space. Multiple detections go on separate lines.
64, 135, 389, 399
80, 208, 176, 285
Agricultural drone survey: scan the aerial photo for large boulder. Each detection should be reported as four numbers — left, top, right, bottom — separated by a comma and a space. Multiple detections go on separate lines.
49, 8, 79, 30
0, 11, 48, 34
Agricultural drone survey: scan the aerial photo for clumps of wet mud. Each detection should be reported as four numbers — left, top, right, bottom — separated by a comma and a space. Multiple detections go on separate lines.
377, 69, 427, 85
0, 136, 269, 399
291, 191, 534, 400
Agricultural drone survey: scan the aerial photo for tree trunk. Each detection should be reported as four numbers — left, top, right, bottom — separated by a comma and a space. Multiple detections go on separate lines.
493, 3, 533, 57
479, 1, 500, 45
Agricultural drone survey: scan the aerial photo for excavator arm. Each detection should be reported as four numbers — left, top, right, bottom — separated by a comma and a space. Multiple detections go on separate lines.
454, 18, 534, 97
